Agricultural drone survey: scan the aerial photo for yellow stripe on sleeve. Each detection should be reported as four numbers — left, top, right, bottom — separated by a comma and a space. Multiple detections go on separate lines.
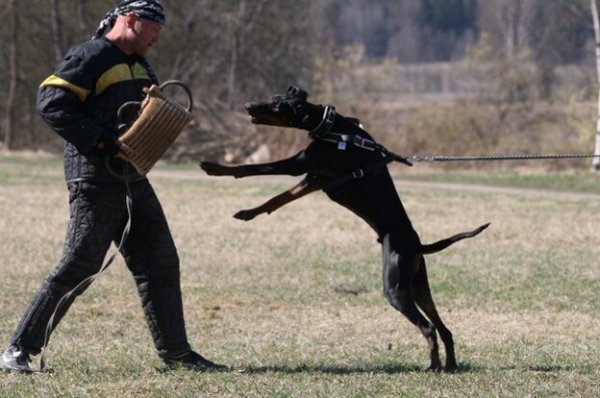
40, 75, 91, 102
96, 63, 151, 95
41, 63, 153, 102
96, 64, 133, 95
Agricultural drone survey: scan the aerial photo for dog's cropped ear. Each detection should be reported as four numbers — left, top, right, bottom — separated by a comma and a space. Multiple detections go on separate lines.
272, 86, 309, 103
287, 86, 308, 101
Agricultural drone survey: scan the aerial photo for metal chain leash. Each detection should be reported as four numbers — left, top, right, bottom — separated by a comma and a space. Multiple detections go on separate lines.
410, 153, 600, 163
320, 131, 600, 166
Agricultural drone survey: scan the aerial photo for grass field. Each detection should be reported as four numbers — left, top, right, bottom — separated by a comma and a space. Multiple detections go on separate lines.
1, 154, 600, 397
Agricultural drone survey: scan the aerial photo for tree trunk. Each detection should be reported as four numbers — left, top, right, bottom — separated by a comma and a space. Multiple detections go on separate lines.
504, 0, 523, 58
227, 0, 245, 111
51, 0, 64, 62
591, 0, 600, 170
3, 0, 18, 152
77, 0, 89, 36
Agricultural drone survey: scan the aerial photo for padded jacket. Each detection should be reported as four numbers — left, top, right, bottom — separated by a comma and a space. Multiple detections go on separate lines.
37, 37, 157, 182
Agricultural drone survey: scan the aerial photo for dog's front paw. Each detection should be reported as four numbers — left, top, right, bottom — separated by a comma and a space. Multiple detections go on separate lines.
199, 161, 229, 176
233, 210, 257, 221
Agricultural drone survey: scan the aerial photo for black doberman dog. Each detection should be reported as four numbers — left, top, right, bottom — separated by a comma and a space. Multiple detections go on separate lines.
200, 86, 489, 372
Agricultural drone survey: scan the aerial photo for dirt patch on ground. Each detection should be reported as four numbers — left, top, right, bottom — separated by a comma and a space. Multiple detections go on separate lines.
150, 168, 600, 201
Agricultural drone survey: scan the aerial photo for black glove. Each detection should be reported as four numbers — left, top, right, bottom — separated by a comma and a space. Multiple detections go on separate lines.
96, 134, 121, 157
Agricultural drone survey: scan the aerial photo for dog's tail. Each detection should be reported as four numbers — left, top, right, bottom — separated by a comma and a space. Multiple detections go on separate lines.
419, 223, 490, 255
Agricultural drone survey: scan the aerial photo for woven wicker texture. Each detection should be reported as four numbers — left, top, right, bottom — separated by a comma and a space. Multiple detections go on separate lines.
119, 84, 193, 174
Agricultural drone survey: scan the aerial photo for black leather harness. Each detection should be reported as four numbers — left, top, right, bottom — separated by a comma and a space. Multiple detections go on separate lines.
307, 106, 412, 192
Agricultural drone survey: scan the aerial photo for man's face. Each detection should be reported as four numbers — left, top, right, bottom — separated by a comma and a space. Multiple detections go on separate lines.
130, 16, 165, 56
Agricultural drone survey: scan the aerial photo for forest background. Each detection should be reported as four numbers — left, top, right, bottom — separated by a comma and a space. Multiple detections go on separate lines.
0, 0, 597, 171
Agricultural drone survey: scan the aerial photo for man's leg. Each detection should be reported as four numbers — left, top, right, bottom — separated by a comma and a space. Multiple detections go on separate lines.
121, 181, 225, 370
2, 182, 126, 372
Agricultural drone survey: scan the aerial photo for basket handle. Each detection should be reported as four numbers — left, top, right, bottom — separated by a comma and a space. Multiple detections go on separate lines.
115, 80, 193, 133
159, 80, 193, 112
116, 101, 142, 134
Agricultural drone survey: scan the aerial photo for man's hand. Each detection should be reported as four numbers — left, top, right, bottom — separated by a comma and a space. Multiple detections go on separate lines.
116, 143, 134, 162
96, 134, 122, 157
96, 134, 135, 161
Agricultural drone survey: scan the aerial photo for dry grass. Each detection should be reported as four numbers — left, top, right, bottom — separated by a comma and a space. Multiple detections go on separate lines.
1, 154, 600, 397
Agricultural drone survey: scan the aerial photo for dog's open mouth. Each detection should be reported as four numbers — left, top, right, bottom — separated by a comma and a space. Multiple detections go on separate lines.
244, 102, 264, 123
244, 101, 289, 127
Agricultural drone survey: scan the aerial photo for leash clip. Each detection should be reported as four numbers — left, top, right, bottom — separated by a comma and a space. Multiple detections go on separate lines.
410, 155, 435, 163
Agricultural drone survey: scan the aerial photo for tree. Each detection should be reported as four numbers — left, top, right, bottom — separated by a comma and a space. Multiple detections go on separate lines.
51, 0, 64, 63
419, 0, 478, 36
591, 0, 600, 170
0, 0, 596, 160
3, 0, 18, 151
327, 0, 479, 62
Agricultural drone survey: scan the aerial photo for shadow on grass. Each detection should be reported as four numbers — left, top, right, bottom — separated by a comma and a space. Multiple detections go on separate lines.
238, 364, 419, 375
236, 362, 479, 375
128, 361, 592, 377
155, 360, 487, 375
500, 365, 583, 373
451, 363, 593, 374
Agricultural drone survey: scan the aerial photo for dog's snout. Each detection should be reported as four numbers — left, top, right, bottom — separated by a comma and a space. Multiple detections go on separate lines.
244, 102, 258, 110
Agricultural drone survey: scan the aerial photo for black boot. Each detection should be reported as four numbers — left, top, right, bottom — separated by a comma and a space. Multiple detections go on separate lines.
163, 350, 228, 371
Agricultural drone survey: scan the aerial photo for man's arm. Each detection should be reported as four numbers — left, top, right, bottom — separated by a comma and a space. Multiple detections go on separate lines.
36, 53, 123, 157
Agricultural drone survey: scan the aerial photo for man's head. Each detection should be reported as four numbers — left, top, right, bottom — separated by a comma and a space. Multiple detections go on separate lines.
112, 0, 166, 26
93, 0, 166, 55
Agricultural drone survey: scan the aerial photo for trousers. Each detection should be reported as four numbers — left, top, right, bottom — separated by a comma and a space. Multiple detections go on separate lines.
10, 179, 190, 358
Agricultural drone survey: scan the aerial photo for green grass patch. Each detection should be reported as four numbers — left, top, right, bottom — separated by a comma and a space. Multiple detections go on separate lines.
1, 155, 600, 397
396, 167, 600, 193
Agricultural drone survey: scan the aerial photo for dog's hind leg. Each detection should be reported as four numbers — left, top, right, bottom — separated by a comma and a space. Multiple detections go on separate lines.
381, 234, 442, 371
233, 176, 321, 221
412, 257, 457, 372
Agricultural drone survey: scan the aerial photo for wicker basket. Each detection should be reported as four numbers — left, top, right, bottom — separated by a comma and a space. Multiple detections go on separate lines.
118, 81, 193, 175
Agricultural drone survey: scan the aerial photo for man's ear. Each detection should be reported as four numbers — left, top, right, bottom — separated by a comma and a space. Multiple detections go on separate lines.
125, 12, 137, 28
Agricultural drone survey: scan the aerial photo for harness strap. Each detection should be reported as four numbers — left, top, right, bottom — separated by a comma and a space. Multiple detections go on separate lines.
313, 123, 412, 193
321, 133, 385, 152
324, 154, 396, 193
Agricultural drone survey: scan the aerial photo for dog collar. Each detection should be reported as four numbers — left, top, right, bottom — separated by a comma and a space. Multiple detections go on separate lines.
308, 105, 336, 139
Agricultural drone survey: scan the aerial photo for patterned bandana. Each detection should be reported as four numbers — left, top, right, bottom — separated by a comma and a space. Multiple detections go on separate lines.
92, 0, 166, 40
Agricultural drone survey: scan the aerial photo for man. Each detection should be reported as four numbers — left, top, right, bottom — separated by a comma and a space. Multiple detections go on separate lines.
0, 0, 224, 373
